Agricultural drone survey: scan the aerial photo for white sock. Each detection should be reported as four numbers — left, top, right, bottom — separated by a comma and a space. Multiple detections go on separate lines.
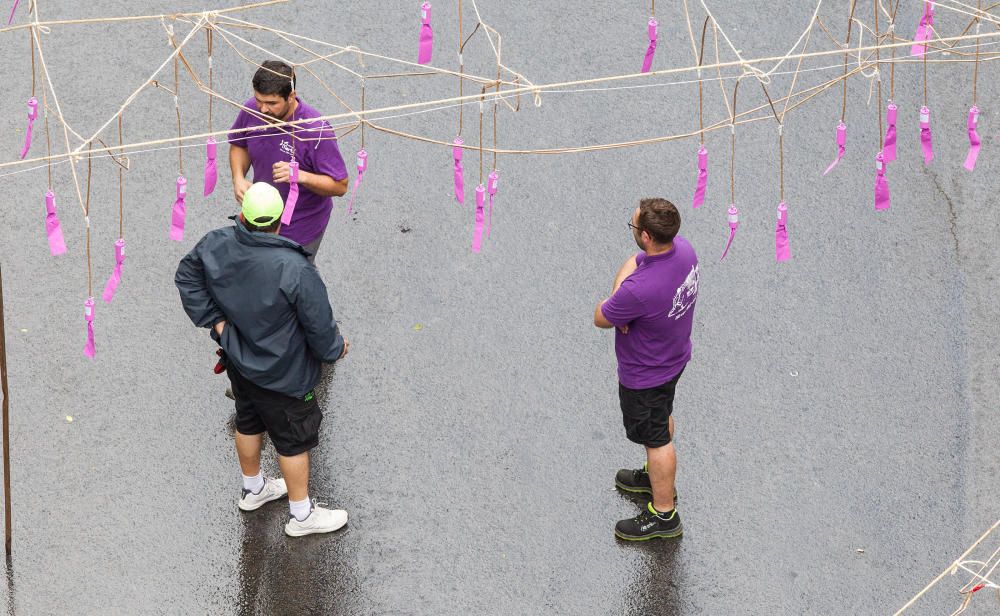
242, 471, 265, 494
289, 497, 311, 521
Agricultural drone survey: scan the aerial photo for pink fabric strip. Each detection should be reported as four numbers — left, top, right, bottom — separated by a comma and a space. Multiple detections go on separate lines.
919, 106, 934, 165
418, 2, 433, 64
720, 205, 739, 261
487, 170, 498, 238
453, 138, 465, 205
203, 137, 218, 196
964, 106, 981, 171
874, 152, 890, 211
102, 239, 126, 304
84, 298, 96, 359
692, 145, 708, 208
170, 176, 188, 242
20, 97, 37, 160
7, 0, 20, 25
44, 189, 66, 256
911, 1, 934, 57
883, 103, 897, 163
471, 184, 486, 253
280, 161, 300, 225
775, 202, 790, 262
641, 19, 658, 73
347, 149, 367, 215
822, 122, 846, 176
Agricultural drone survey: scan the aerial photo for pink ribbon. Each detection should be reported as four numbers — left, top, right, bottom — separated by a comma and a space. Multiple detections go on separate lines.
874, 152, 890, 211
692, 145, 708, 208
453, 137, 465, 205
964, 106, 981, 171
170, 176, 188, 242
919, 106, 934, 165
83, 298, 96, 359
911, 1, 934, 57
418, 2, 433, 65
641, 19, 658, 73
280, 161, 300, 225
7, 0, 20, 25
347, 149, 367, 215
203, 137, 218, 196
720, 204, 739, 261
471, 184, 486, 253
883, 102, 897, 163
487, 170, 498, 238
102, 239, 125, 304
775, 202, 790, 262
822, 122, 846, 176
20, 97, 37, 160
44, 189, 66, 256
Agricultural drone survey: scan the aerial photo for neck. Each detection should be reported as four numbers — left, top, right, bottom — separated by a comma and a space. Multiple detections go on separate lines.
282, 97, 298, 121
645, 241, 673, 256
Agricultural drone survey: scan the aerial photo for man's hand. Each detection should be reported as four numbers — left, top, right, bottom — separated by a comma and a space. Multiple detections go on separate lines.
213, 320, 227, 337
233, 177, 251, 205
272, 161, 292, 184
338, 338, 350, 360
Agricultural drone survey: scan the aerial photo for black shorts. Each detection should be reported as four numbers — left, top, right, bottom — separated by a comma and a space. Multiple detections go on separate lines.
619, 370, 683, 448
227, 366, 322, 457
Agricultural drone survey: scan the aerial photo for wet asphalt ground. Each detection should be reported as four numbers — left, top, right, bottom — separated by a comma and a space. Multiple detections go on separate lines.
0, 1, 999, 614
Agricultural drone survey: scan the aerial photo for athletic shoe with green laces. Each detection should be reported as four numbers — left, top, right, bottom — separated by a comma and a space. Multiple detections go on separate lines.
614, 502, 683, 541
615, 463, 678, 501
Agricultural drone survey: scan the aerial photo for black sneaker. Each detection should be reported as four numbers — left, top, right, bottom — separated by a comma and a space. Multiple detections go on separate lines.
614, 503, 683, 541
615, 463, 678, 502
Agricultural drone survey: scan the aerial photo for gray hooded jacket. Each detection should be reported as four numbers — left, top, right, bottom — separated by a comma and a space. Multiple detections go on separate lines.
175, 218, 345, 398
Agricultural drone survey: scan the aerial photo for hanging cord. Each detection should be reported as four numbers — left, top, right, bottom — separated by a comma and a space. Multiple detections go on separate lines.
28, 27, 35, 97
492, 26, 503, 170
759, 83, 782, 200
876, 0, 883, 145
207, 27, 213, 133
458, 0, 463, 135
651, 0, 655, 18
973, 0, 982, 105
85, 143, 93, 297
698, 16, 709, 144
118, 114, 124, 239
360, 79, 366, 149
729, 78, 741, 205
840, 0, 859, 122
889, 0, 900, 100
923, 28, 928, 107
174, 54, 183, 175
42, 62, 51, 187
478, 86, 486, 183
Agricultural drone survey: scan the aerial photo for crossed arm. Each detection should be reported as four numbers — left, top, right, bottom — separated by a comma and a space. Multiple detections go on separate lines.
593, 254, 639, 329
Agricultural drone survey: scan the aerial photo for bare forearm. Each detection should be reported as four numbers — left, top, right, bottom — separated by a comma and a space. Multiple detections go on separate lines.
299, 171, 349, 197
611, 254, 639, 294
229, 145, 250, 181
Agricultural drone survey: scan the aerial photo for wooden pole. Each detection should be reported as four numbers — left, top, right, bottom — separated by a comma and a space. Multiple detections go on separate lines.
0, 262, 12, 555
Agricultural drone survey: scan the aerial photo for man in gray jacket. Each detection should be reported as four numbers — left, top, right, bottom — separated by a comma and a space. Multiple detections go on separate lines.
176, 182, 350, 537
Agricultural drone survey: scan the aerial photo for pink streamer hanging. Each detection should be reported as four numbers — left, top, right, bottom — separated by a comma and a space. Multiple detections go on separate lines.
641, 19, 658, 73
44, 189, 66, 256
874, 152, 890, 211
347, 149, 367, 215
280, 161, 300, 225
170, 176, 188, 241
20, 97, 37, 160
418, 2, 433, 65
487, 170, 498, 238
775, 202, 790, 262
911, 1, 934, 57
102, 239, 126, 304
7, 0, 20, 25
692, 145, 708, 208
83, 298, 96, 359
883, 102, 897, 163
471, 184, 486, 253
720, 204, 739, 261
919, 106, 934, 165
203, 137, 218, 196
453, 137, 465, 205
964, 106, 981, 171
822, 122, 846, 176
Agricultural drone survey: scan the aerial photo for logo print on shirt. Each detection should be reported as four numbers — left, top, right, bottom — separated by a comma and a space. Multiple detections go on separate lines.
667, 264, 699, 320
279, 140, 295, 158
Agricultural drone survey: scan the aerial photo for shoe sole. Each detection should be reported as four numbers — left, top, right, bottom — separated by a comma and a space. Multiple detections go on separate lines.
284, 519, 348, 537
614, 481, 653, 494
238, 490, 288, 512
614, 525, 683, 541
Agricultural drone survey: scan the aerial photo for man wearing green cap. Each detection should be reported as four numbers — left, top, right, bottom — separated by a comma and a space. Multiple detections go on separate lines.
176, 182, 351, 537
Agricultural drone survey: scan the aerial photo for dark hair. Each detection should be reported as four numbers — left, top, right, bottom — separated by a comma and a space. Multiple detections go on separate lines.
241, 214, 281, 234
637, 198, 680, 244
252, 60, 295, 98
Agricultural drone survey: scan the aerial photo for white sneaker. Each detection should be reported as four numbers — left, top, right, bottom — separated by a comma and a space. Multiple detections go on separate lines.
284, 504, 348, 537
238, 477, 288, 511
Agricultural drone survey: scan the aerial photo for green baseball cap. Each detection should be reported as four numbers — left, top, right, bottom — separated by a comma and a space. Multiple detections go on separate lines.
242, 182, 284, 227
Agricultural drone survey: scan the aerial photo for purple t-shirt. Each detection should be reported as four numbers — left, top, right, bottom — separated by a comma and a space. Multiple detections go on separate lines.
229, 97, 348, 245
601, 236, 700, 389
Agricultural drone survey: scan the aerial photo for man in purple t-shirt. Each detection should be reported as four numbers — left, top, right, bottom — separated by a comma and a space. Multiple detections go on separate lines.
594, 198, 699, 541
229, 60, 349, 263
